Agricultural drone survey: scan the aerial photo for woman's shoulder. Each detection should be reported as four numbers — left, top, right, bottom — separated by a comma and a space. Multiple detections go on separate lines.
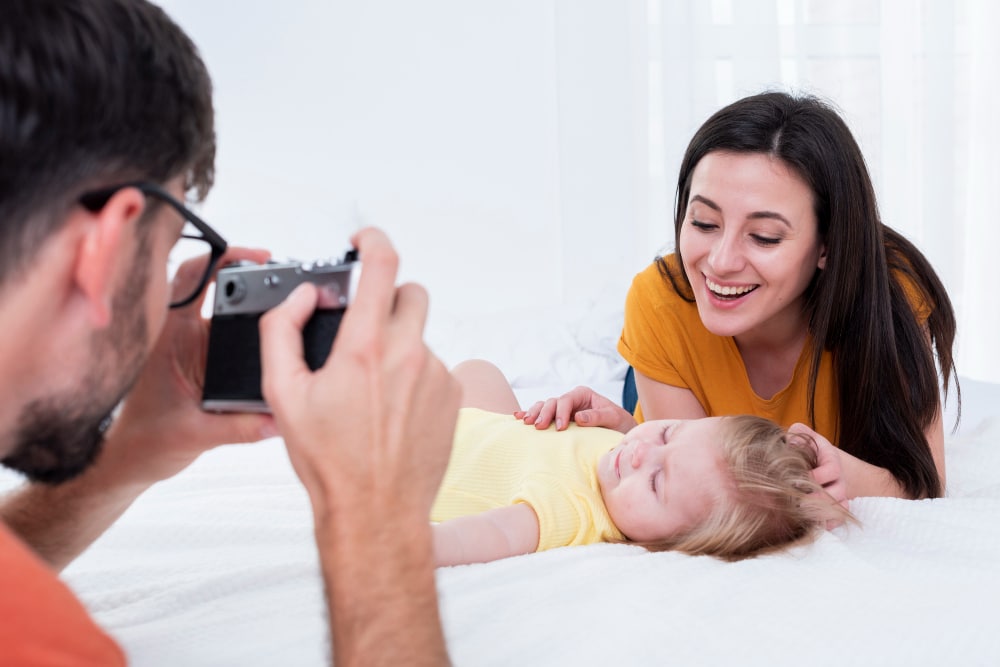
887, 255, 933, 322
883, 229, 941, 323
628, 254, 694, 303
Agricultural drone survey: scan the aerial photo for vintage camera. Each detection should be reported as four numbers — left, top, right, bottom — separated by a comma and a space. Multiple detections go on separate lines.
201, 250, 360, 413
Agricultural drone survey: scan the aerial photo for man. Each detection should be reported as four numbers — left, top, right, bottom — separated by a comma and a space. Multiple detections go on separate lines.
0, 1, 459, 664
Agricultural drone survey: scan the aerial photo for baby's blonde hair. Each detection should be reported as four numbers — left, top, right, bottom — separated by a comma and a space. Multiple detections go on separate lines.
635, 415, 854, 561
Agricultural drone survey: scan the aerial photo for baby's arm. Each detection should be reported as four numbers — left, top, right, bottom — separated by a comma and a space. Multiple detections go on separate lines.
433, 503, 540, 566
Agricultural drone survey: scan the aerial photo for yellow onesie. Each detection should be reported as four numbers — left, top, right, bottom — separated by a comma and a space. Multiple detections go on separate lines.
432, 408, 625, 551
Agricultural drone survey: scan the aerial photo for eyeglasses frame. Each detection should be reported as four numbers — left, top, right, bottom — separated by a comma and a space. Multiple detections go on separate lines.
78, 181, 228, 308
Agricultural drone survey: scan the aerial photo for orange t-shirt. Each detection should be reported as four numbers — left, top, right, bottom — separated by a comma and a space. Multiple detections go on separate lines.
617, 254, 931, 440
618, 255, 838, 442
0, 523, 126, 666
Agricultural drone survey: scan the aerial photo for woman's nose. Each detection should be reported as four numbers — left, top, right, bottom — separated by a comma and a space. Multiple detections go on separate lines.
707, 232, 744, 274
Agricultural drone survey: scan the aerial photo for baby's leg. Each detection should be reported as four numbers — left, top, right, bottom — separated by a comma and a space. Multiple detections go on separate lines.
451, 359, 521, 413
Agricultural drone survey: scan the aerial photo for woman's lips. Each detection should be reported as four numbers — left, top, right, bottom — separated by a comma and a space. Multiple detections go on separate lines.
704, 275, 759, 300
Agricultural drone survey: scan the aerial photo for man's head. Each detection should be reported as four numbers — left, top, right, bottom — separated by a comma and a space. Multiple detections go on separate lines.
0, 0, 215, 286
0, 0, 216, 482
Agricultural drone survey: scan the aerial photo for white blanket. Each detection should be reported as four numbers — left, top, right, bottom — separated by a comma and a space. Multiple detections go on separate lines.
5, 304, 1000, 665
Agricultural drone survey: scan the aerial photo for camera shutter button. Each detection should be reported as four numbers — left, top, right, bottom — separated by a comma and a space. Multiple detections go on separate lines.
317, 281, 347, 308
264, 273, 281, 288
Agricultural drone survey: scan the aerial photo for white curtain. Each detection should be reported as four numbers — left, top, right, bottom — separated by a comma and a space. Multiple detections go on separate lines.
638, 0, 999, 382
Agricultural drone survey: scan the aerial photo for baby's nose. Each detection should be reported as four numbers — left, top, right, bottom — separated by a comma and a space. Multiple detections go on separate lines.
630, 439, 653, 468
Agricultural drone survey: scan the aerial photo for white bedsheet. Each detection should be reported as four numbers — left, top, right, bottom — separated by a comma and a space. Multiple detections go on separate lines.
3, 303, 999, 665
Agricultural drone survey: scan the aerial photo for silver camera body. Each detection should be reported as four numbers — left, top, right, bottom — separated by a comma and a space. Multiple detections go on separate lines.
201, 251, 360, 413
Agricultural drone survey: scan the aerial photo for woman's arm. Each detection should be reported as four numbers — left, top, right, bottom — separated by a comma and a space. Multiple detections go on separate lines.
516, 370, 707, 434
633, 370, 708, 420
792, 409, 946, 500
844, 408, 945, 498
433, 504, 540, 566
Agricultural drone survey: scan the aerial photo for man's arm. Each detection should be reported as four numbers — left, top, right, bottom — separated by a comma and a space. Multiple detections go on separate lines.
0, 435, 147, 572
433, 504, 540, 567
260, 227, 460, 666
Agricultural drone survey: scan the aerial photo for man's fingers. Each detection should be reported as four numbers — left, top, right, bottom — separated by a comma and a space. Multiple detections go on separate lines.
390, 283, 430, 338
259, 283, 319, 404
341, 227, 400, 336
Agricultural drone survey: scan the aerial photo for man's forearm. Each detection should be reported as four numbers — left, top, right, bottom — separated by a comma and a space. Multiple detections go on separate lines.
316, 507, 449, 667
0, 430, 149, 571
0, 467, 145, 571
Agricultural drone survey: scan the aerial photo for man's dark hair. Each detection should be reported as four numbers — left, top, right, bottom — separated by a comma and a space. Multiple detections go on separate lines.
0, 0, 215, 284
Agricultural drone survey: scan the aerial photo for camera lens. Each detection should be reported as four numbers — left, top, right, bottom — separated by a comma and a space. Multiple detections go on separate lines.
223, 276, 247, 304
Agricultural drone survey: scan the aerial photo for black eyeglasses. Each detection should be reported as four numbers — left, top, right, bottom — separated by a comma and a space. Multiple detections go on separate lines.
78, 181, 228, 308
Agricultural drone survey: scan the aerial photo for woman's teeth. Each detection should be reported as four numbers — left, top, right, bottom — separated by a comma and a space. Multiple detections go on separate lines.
705, 277, 758, 298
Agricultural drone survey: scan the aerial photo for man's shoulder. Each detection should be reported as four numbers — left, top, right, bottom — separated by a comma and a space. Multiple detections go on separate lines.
0, 523, 126, 665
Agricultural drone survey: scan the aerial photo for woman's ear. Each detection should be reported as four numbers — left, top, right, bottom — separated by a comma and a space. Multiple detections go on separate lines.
73, 188, 146, 327
817, 244, 827, 270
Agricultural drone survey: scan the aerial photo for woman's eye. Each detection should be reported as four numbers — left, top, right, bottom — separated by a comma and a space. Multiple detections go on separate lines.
751, 234, 781, 246
650, 473, 658, 494
690, 220, 717, 232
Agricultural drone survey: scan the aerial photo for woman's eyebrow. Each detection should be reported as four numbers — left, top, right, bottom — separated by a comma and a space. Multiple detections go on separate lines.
747, 210, 792, 228
691, 194, 792, 229
689, 194, 721, 211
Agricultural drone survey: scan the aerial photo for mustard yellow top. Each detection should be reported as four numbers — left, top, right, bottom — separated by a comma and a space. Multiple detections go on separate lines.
432, 408, 624, 551
618, 254, 931, 441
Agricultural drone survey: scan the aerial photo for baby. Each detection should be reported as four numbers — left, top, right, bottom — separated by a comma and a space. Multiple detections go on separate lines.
432, 361, 851, 566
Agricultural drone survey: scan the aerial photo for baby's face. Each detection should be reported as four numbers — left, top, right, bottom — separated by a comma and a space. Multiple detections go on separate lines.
597, 418, 730, 542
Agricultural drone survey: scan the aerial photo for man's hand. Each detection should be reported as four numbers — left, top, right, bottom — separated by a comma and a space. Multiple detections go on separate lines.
108, 247, 277, 486
259, 228, 460, 518
259, 227, 459, 666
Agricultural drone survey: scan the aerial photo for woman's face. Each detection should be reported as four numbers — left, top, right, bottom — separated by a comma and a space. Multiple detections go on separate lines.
678, 151, 826, 346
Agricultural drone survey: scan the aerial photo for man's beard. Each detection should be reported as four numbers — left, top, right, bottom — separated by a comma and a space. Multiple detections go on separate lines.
2, 245, 151, 484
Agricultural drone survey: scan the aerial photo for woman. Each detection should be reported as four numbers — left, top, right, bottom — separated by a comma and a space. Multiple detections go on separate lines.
520, 92, 957, 501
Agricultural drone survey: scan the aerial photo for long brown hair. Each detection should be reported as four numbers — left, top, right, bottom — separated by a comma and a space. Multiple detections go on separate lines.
657, 92, 956, 499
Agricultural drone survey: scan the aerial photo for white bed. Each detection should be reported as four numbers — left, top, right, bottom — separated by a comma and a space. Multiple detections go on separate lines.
4, 302, 999, 666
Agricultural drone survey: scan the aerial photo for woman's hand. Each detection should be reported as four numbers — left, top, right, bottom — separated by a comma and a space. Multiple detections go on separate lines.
515, 386, 637, 434
789, 422, 849, 528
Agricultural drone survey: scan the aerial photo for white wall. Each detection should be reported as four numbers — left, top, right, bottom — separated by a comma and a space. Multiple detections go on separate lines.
161, 0, 647, 326
159, 0, 998, 382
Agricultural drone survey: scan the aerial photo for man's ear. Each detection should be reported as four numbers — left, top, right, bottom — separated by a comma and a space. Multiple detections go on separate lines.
74, 188, 147, 327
